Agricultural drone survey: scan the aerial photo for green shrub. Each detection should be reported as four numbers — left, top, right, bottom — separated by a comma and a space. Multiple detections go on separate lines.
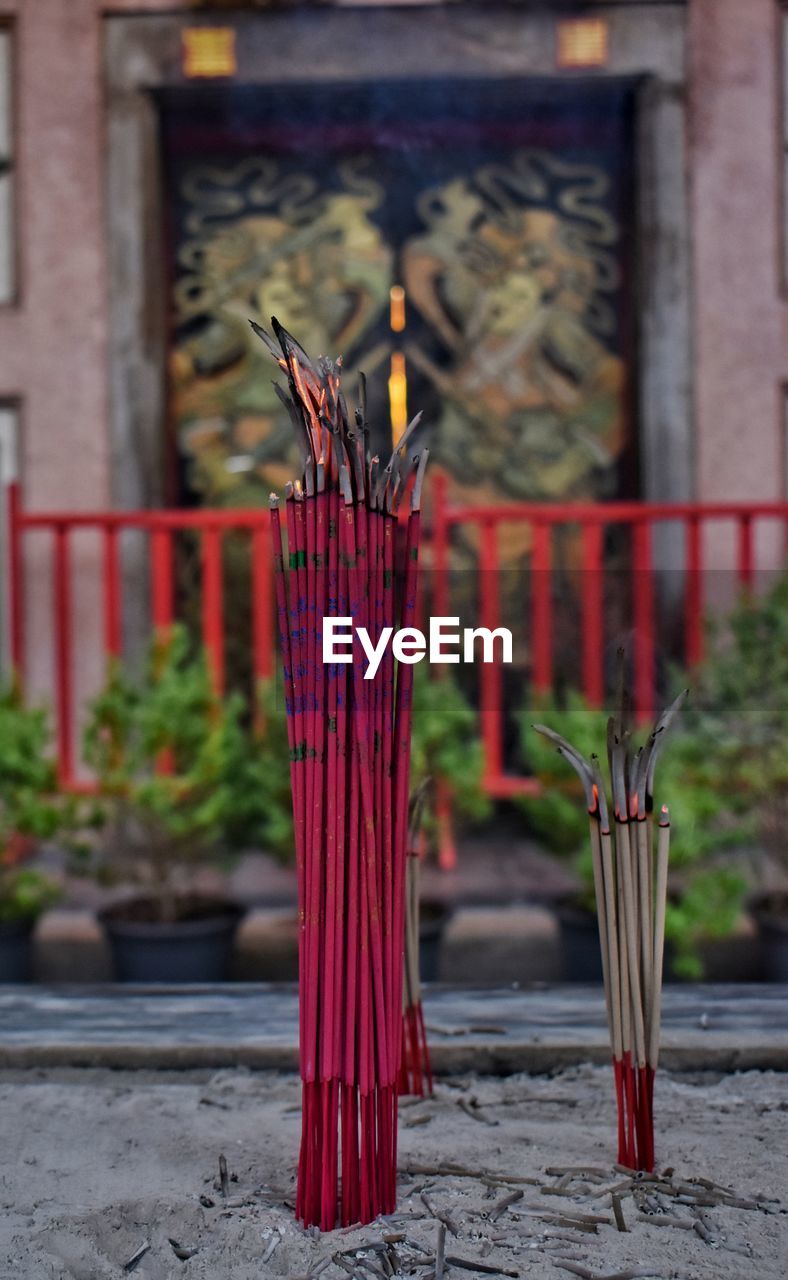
516, 684, 749, 979
0, 681, 63, 924
0, 680, 62, 850
82, 629, 296, 918
410, 673, 492, 848
518, 571, 788, 976
221, 678, 294, 861
0, 868, 61, 925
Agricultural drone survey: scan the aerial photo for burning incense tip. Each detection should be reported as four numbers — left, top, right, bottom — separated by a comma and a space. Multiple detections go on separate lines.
659, 805, 670, 826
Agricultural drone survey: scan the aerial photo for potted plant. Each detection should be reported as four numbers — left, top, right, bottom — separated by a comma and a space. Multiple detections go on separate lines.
518, 687, 748, 981
409, 672, 491, 977
0, 680, 63, 980
82, 628, 250, 982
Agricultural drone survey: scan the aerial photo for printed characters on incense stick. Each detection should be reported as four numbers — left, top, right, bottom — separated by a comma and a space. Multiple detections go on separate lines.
255, 317, 427, 1230
533, 662, 686, 1172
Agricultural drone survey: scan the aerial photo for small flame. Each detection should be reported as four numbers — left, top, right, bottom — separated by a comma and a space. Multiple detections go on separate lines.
390, 284, 406, 333
389, 352, 408, 444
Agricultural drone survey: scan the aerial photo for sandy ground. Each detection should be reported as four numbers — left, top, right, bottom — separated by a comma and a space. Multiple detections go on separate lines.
0, 1065, 785, 1280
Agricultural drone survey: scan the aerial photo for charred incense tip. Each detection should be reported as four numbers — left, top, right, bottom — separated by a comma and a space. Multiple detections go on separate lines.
269, 493, 280, 510
411, 450, 429, 511
339, 464, 353, 505
659, 804, 671, 827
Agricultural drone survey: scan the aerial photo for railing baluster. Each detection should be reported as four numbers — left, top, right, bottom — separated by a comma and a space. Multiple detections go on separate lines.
150, 526, 174, 630
7, 481, 24, 679
581, 522, 604, 707
685, 515, 703, 667
252, 521, 274, 686
102, 523, 122, 660
479, 517, 503, 784
737, 513, 754, 590
531, 521, 552, 697
202, 524, 224, 694
632, 519, 656, 724
431, 470, 450, 620
53, 524, 73, 787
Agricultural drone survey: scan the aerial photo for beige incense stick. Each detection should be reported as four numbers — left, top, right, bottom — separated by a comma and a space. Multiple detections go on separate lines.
648, 806, 671, 1069
589, 817, 614, 1043
615, 823, 632, 1065
599, 827, 623, 1062
636, 815, 652, 1015
611, 733, 646, 1071
616, 816, 647, 1068
637, 746, 655, 1020
592, 758, 623, 1064
403, 858, 413, 1012
409, 850, 420, 1002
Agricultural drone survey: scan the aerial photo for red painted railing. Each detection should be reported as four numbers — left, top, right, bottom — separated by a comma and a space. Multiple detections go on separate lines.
429, 472, 788, 800
5, 480, 788, 805
6, 486, 274, 787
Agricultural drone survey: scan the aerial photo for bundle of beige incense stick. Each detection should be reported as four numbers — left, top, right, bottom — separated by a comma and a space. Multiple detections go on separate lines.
534, 654, 686, 1171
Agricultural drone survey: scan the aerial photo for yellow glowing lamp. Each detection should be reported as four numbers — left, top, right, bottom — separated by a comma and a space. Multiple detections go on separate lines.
182, 28, 237, 79
556, 18, 609, 69
390, 285, 406, 334
389, 352, 408, 445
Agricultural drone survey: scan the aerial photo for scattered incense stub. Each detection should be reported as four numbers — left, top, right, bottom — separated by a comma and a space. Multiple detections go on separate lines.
168, 1237, 198, 1261
255, 319, 428, 1231
533, 655, 686, 1173
122, 1241, 150, 1273
218, 1153, 229, 1198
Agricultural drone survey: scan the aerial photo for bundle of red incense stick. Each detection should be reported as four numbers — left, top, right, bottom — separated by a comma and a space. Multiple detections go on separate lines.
399, 784, 433, 1097
253, 318, 427, 1229
534, 655, 686, 1171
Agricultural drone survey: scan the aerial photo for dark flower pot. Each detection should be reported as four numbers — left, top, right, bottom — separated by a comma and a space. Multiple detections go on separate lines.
419, 900, 452, 983
556, 897, 678, 984
752, 894, 788, 982
100, 898, 244, 983
555, 900, 604, 983
0, 919, 35, 982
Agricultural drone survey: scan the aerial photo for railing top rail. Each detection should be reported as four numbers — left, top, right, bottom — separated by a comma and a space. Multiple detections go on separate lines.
14, 508, 273, 531
439, 499, 788, 525
12, 498, 788, 531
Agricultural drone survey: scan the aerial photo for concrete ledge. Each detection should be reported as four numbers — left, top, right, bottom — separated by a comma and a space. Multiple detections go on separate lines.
0, 984, 785, 1073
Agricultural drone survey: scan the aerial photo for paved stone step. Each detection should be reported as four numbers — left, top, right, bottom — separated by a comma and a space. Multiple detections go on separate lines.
0, 983, 785, 1072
